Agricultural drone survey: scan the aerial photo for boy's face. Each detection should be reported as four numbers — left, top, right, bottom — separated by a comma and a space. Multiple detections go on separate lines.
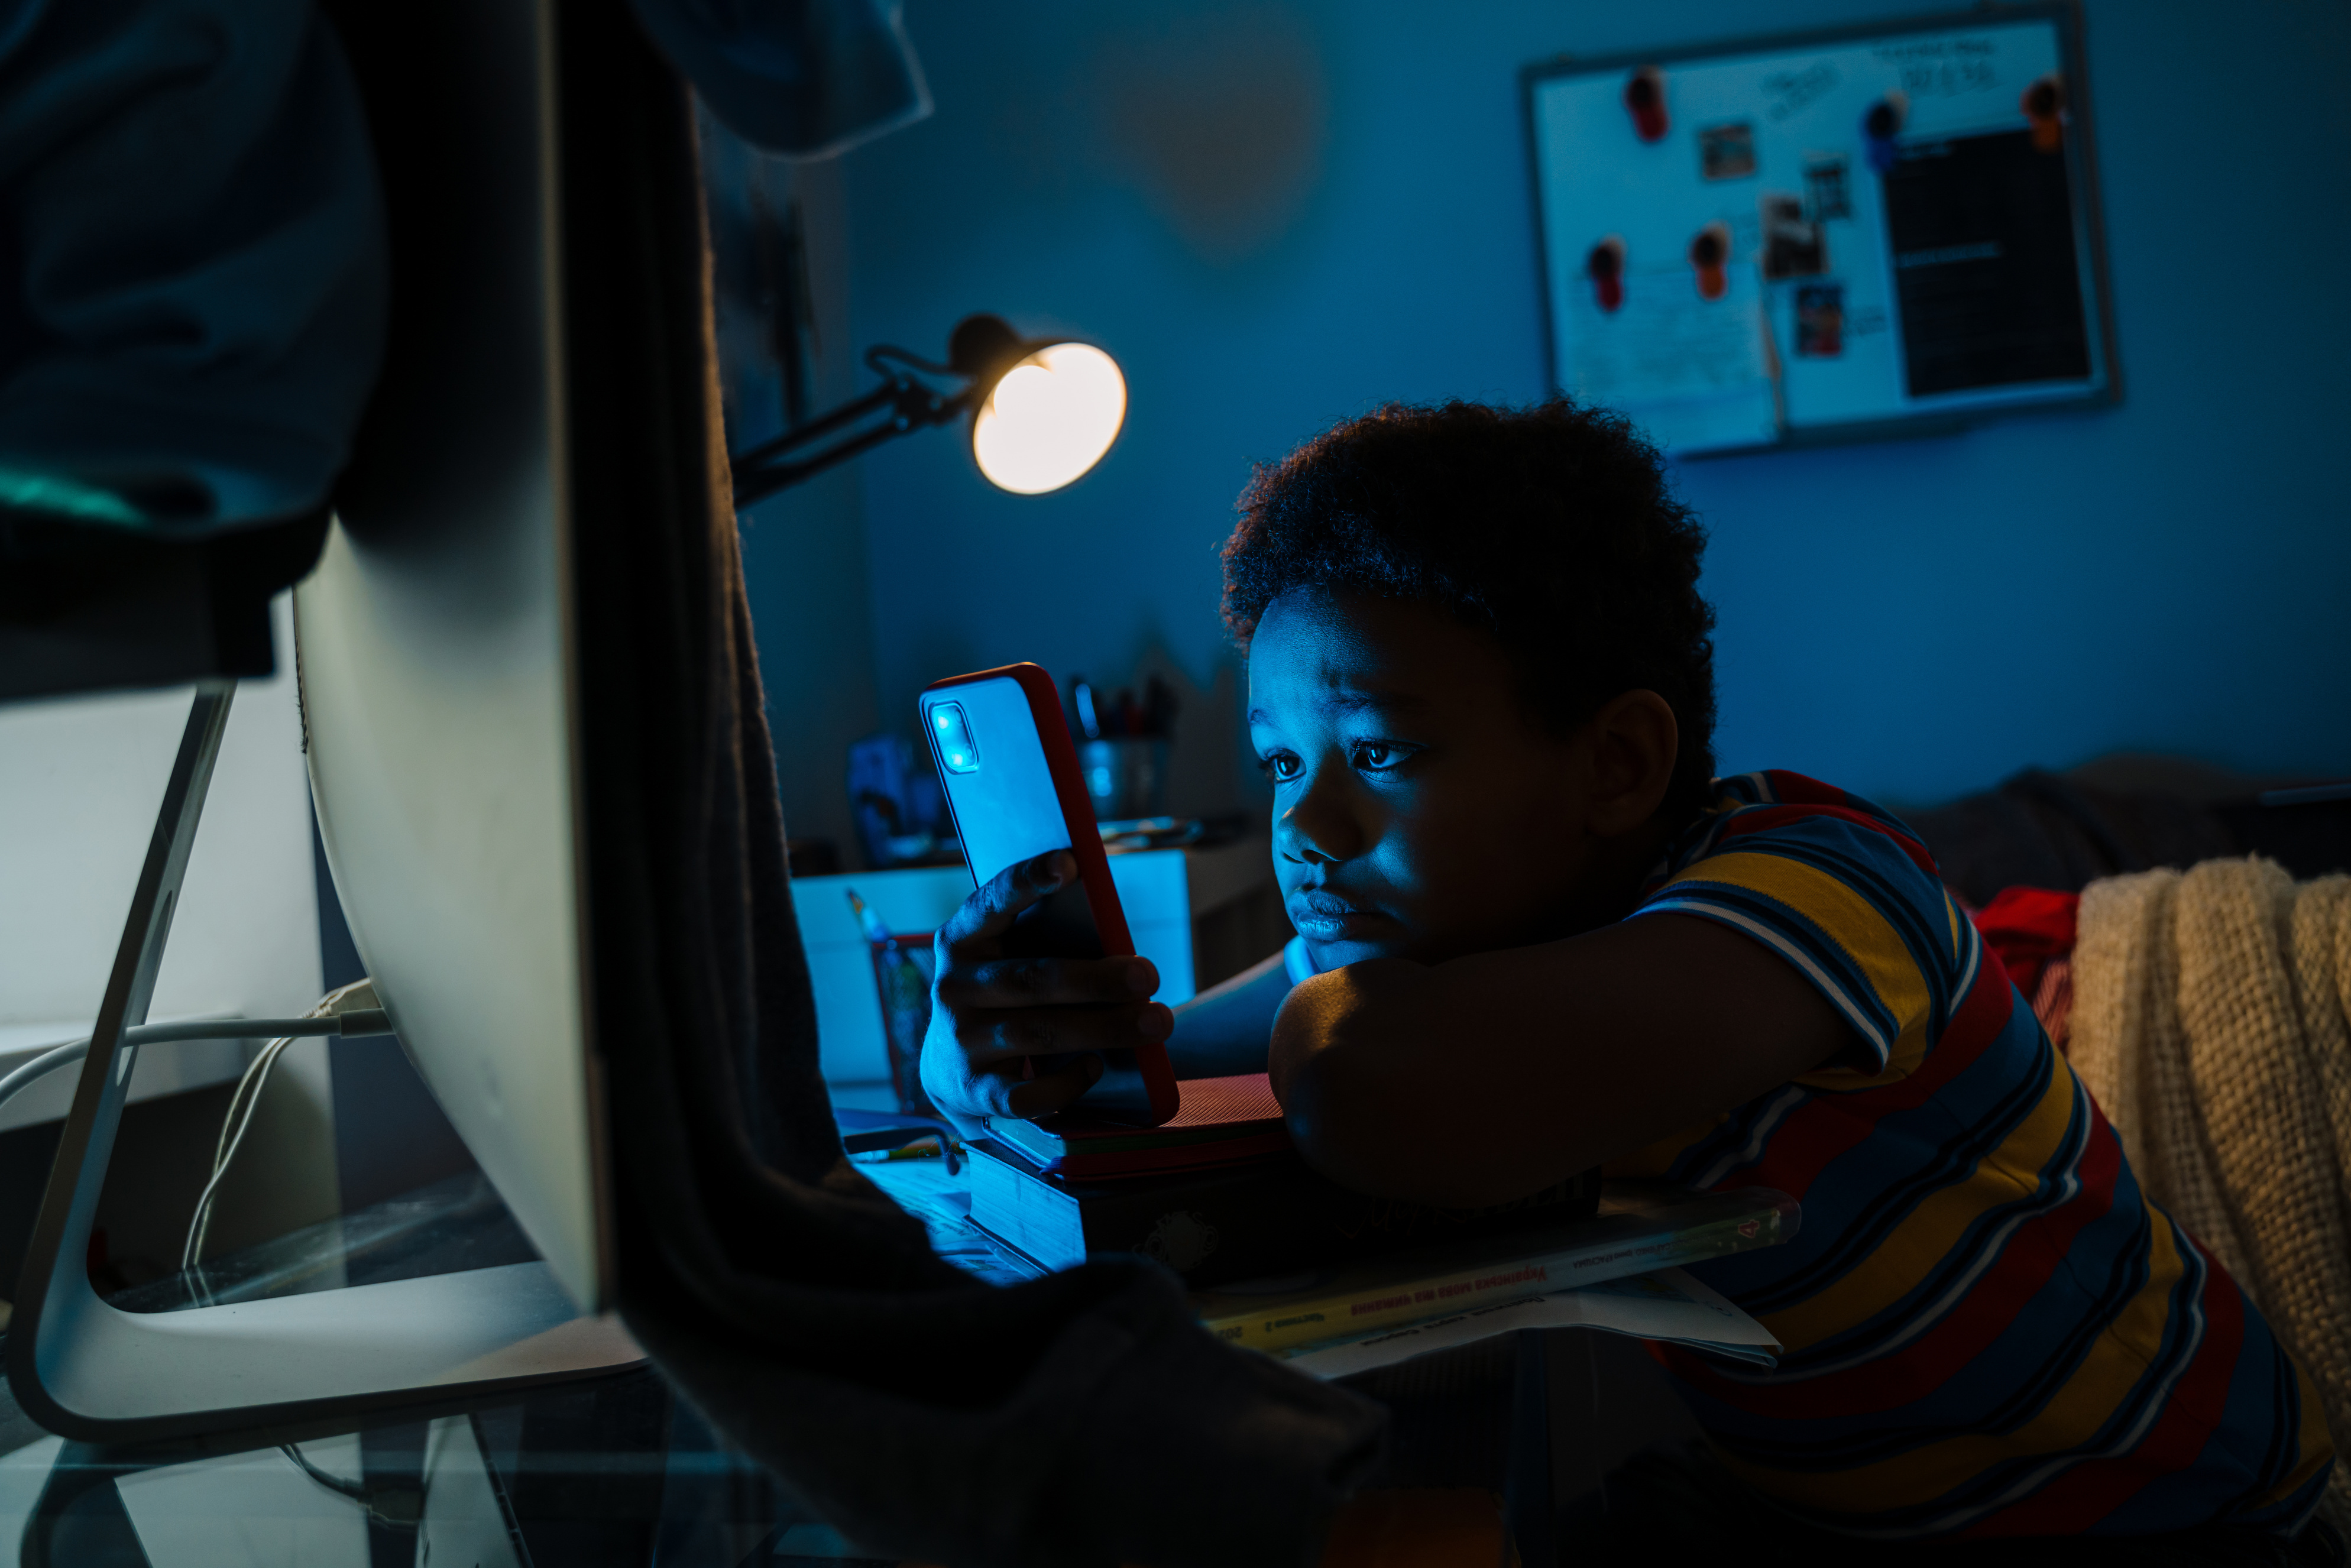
1248, 587, 1649, 971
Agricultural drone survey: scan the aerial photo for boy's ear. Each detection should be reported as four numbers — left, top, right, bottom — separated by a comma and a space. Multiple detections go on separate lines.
1584, 689, 1679, 835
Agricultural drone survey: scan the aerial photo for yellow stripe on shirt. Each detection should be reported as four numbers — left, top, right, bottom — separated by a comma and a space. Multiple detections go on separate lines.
1666, 851, 1936, 1075
1725, 1214, 2194, 1515
1759, 1047, 2070, 1354
2251, 1363, 2337, 1510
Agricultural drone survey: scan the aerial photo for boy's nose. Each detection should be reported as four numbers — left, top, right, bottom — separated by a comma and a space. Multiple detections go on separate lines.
1278, 772, 1368, 865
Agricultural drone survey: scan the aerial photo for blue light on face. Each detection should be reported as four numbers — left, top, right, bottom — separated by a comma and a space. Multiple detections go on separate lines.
933, 702, 980, 773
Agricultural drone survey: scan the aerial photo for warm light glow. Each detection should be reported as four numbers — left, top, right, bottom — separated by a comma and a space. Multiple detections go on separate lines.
971, 342, 1126, 494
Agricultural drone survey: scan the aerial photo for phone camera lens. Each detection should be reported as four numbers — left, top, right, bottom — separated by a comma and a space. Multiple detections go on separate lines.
932, 702, 980, 773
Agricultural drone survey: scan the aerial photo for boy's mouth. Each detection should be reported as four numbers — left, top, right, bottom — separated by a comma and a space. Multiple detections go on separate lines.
1290, 891, 1393, 943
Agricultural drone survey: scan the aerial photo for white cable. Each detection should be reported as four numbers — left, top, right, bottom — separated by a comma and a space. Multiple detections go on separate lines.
207, 1033, 287, 1190
182, 1036, 296, 1285
180, 979, 387, 1294
0, 1041, 89, 1114
0, 990, 393, 1304
0, 1014, 368, 1119
207, 1050, 267, 1188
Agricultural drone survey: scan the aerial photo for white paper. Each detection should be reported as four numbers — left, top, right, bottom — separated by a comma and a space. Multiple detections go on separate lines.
1281, 1267, 1779, 1380
1618, 383, 1783, 456
1562, 261, 1772, 406
1556, 262, 1781, 456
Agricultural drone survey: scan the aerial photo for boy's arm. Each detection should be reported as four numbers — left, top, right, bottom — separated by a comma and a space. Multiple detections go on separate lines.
1164, 951, 1290, 1079
1268, 913, 1857, 1208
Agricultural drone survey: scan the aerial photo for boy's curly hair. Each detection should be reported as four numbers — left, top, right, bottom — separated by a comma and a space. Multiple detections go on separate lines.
1221, 399, 1719, 824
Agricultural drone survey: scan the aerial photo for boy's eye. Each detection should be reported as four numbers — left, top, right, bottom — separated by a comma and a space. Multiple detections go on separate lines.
1257, 751, 1302, 782
1350, 742, 1411, 773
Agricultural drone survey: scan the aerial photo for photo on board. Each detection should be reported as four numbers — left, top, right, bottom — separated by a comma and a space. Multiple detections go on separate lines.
1796, 282, 1845, 357
1760, 194, 1826, 280
1803, 154, 1850, 221
1699, 121, 1757, 180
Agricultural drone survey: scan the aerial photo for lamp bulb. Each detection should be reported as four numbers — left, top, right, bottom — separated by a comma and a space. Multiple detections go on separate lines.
971, 343, 1126, 495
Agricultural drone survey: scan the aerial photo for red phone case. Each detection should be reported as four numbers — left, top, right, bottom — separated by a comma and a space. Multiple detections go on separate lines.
920, 663, 1180, 1127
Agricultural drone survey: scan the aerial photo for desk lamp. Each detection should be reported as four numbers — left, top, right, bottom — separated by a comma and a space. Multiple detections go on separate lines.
728, 314, 1126, 505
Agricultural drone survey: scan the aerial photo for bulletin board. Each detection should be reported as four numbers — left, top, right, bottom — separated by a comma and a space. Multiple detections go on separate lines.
1524, 4, 2115, 456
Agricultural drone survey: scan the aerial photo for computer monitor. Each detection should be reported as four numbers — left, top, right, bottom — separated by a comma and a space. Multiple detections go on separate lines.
5, 0, 638, 1444
292, 97, 608, 1314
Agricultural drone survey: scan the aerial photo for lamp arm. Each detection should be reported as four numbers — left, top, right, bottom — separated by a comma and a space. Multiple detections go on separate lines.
727, 374, 973, 508
730, 378, 899, 470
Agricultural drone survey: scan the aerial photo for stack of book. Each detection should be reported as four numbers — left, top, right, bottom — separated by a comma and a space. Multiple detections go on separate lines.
1190, 1184, 1799, 1372
965, 1073, 1602, 1287
855, 1118, 1799, 1372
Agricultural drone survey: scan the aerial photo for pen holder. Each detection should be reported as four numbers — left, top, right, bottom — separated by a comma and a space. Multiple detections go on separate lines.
1079, 738, 1168, 822
866, 932, 938, 1115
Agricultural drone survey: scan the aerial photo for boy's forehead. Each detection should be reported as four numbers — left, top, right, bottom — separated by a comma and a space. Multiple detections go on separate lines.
1248, 589, 1497, 714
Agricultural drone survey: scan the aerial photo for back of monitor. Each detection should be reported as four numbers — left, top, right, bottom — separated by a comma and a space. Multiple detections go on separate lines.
297, 0, 608, 1313
4, 0, 636, 1449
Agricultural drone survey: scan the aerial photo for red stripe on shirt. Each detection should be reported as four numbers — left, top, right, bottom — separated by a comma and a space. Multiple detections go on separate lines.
1669, 1113, 2123, 1421
1730, 963, 2019, 1200
1955, 1244, 2248, 1536
1759, 771, 1855, 807
1715, 800, 1943, 881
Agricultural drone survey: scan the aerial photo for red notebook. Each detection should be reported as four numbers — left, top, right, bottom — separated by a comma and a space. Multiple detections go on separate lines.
980, 1073, 1291, 1179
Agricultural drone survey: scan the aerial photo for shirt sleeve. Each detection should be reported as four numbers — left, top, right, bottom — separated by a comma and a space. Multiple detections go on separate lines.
1630, 805, 1973, 1081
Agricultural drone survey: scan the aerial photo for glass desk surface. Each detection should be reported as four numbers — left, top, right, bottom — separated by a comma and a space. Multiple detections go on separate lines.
0, 1172, 896, 1568
0, 1150, 1657, 1567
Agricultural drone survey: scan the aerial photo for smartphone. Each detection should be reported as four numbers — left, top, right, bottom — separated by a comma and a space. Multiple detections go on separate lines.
917, 663, 1180, 1127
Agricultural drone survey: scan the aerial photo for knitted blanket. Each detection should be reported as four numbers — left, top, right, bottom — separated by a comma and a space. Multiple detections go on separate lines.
2071, 860, 2351, 1531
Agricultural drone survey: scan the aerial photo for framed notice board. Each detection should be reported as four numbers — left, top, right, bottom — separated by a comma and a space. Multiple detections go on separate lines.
1524, 4, 2116, 456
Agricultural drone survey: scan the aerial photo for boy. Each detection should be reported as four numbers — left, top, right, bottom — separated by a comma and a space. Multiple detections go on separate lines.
917, 400, 2335, 1550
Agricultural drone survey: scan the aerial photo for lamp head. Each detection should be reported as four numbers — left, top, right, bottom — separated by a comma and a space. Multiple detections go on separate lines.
946, 314, 1025, 383
950, 314, 1127, 495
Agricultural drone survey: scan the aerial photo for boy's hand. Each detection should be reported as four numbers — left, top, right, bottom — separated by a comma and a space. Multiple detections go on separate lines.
918, 850, 1175, 1135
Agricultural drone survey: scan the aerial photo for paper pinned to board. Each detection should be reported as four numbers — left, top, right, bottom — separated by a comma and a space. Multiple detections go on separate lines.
1277, 1266, 1779, 1380
1556, 259, 1780, 455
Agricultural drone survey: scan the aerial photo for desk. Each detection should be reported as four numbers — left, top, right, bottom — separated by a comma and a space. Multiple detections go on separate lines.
854, 1155, 1707, 1561
0, 1360, 788, 1567
0, 1176, 787, 1567
0, 1149, 1698, 1566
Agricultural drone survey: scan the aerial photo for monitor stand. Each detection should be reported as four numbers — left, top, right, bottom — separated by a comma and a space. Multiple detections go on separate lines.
5, 681, 643, 1446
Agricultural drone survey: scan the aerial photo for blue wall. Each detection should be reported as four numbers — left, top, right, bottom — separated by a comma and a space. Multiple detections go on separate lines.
820, 0, 2351, 812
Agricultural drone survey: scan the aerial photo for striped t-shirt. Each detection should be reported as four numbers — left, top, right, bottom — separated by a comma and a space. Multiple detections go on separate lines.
1612, 770, 2333, 1538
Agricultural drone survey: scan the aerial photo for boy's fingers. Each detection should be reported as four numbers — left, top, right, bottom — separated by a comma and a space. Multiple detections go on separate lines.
937, 955, 1157, 1012
956, 1061, 1019, 1120
1005, 1053, 1105, 1120
950, 1054, 1098, 1122
937, 850, 1076, 954
953, 1002, 1163, 1066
